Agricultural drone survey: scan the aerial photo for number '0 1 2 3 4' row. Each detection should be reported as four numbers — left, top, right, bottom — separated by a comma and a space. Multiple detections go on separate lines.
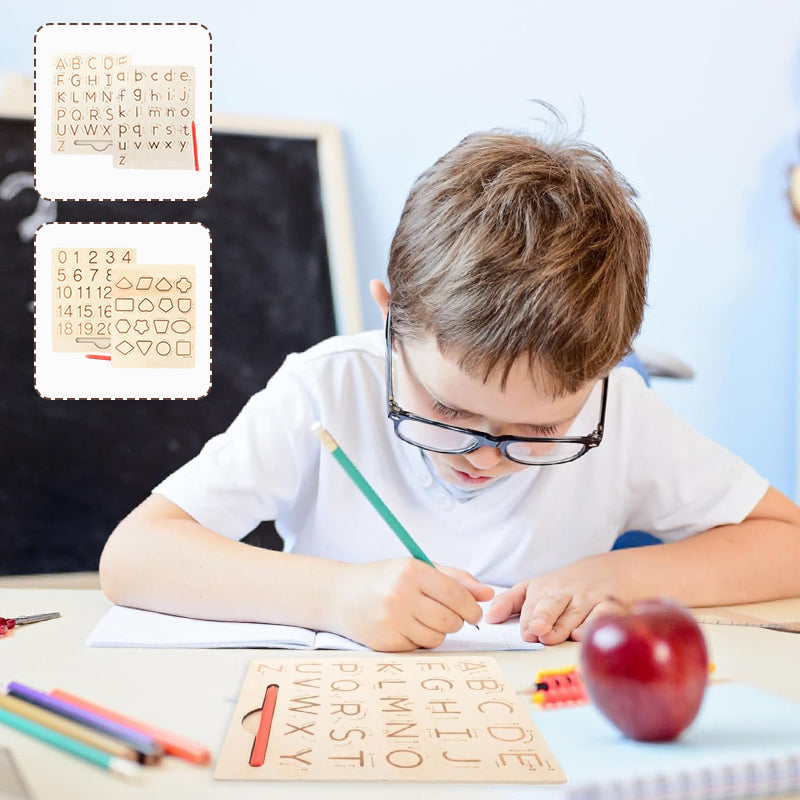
55, 249, 133, 265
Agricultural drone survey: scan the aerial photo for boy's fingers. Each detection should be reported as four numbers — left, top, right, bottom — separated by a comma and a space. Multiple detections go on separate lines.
468, 582, 496, 602
537, 604, 590, 645
421, 566, 485, 625
453, 570, 495, 602
571, 598, 624, 641
435, 565, 495, 601
484, 584, 525, 624
520, 593, 571, 641
411, 593, 467, 635
401, 614, 450, 650
375, 627, 436, 653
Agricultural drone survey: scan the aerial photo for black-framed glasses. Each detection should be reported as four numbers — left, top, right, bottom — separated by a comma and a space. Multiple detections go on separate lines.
385, 311, 608, 466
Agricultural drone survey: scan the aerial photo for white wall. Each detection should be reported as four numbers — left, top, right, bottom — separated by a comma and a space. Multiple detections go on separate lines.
3, 0, 799, 494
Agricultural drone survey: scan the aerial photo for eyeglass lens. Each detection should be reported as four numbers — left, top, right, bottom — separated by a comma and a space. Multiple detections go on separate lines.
394, 418, 586, 464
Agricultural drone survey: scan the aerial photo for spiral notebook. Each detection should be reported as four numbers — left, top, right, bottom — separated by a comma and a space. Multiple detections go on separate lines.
525, 682, 800, 800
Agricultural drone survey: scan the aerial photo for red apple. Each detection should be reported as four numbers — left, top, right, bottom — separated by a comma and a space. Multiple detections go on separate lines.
579, 597, 708, 742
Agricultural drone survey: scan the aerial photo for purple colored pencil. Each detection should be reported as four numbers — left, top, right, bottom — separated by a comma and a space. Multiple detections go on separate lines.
6, 682, 163, 759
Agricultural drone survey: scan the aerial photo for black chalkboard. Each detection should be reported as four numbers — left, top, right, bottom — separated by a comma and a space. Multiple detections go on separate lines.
0, 116, 342, 574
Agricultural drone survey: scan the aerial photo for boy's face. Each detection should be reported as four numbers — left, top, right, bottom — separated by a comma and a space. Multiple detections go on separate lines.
393, 336, 597, 490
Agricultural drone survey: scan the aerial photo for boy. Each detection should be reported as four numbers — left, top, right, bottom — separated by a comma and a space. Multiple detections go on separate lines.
100, 130, 800, 652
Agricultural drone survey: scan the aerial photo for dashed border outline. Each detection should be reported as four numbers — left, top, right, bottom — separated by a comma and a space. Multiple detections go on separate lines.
34, 221, 212, 400
34, 22, 212, 201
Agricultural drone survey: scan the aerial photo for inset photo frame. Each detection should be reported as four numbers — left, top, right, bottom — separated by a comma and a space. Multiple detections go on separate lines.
35, 222, 211, 399
34, 23, 211, 200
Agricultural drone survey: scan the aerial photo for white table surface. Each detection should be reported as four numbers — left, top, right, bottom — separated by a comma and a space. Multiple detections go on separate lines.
1, 588, 799, 800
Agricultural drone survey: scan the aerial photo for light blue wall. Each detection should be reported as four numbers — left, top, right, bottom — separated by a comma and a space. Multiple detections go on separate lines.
3, 0, 799, 496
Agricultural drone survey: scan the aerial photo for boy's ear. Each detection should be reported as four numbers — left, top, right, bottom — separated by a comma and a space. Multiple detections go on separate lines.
369, 279, 391, 323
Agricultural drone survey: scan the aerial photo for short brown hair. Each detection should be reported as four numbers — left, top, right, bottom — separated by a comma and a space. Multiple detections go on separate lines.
387, 130, 650, 395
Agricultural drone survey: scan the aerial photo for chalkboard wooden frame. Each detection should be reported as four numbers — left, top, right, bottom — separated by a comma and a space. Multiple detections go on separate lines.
0, 74, 364, 576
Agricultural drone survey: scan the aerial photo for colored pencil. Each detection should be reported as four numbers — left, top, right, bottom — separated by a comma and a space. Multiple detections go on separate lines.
0, 694, 152, 764
311, 422, 480, 629
6, 683, 162, 760
51, 689, 211, 765
0, 706, 138, 778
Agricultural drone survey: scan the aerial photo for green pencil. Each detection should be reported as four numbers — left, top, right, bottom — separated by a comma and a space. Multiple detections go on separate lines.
0, 706, 139, 778
312, 421, 434, 564
311, 421, 479, 629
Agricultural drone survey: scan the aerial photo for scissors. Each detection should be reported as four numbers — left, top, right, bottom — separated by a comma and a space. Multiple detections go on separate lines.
0, 612, 61, 637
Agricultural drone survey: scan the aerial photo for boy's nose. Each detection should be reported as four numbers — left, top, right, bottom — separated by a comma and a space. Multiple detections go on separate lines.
463, 445, 503, 471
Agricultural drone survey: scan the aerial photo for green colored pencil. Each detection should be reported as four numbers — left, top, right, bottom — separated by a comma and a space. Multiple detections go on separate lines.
312, 422, 481, 630
0, 706, 139, 778
311, 421, 434, 565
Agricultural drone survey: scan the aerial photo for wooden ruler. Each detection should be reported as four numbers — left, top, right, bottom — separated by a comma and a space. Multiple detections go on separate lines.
693, 609, 800, 634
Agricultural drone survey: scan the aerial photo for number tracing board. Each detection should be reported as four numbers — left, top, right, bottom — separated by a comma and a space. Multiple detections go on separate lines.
50, 246, 196, 367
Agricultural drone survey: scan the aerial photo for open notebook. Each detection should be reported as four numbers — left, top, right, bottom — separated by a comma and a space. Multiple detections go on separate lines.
86, 596, 542, 651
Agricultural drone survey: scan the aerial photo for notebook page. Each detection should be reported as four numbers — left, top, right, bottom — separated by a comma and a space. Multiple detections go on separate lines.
86, 605, 316, 649
87, 590, 543, 651
438, 616, 543, 651
313, 593, 543, 651
438, 588, 543, 651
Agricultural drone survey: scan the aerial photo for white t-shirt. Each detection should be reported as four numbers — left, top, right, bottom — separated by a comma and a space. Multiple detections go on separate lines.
154, 330, 769, 588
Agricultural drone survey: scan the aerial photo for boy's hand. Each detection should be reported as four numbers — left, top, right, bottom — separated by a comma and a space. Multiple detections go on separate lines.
484, 558, 625, 645
334, 559, 494, 652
